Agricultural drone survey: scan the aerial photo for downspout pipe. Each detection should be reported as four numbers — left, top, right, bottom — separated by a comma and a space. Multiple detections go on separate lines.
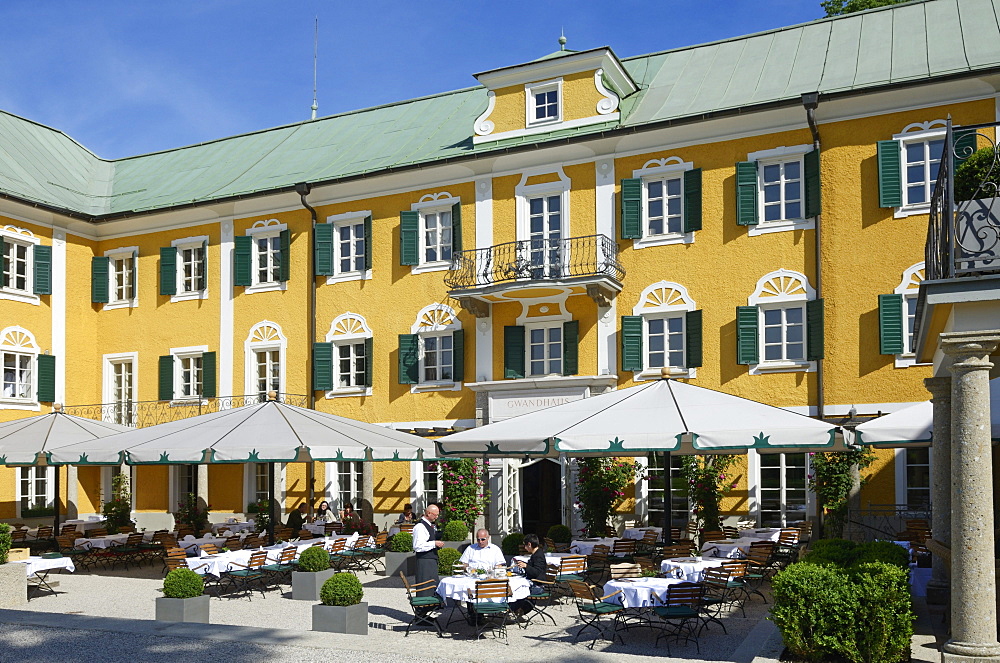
296, 182, 318, 519
802, 92, 824, 423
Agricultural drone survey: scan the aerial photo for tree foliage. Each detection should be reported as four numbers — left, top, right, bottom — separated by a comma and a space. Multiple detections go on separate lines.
574, 457, 641, 536
678, 455, 740, 530
821, 0, 910, 16
808, 448, 876, 537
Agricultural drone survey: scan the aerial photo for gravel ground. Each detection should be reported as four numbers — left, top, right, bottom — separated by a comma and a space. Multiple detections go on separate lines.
0, 560, 779, 663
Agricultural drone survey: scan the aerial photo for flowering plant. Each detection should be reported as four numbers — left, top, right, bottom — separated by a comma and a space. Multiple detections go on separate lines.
342, 514, 376, 537
174, 492, 211, 532
251, 498, 270, 534
677, 455, 740, 531
102, 472, 133, 534
808, 448, 876, 537
574, 457, 641, 536
440, 459, 488, 531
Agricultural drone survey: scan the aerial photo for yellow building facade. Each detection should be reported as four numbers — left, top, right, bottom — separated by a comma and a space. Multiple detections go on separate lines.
0, 1, 991, 535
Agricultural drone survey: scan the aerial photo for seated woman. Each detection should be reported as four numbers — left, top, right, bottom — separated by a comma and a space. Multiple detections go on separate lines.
340, 502, 360, 525
396, 503, 415, 524
511, 534, 547, 615
314, 500, 335, 524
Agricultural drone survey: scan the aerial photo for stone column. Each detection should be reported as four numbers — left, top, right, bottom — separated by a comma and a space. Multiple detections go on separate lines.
362, 461, 374, 524
196, 464, 209, 514
941, 331, 1000, 663
924, 376, 952, 605
66, 465, 79, 520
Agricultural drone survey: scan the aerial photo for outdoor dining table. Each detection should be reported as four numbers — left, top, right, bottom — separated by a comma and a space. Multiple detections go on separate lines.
210, 521, 255, 534
738, 528, 783, 541
623, 526, 663, 540
700, 538, 757, 558
62, 519, 107, 532
11, 555, 76, 599
436, 574, 532, 605
74, 532, 154, 549
184, 533, 364, 577
569, 537, 618, 555
660, 556, 724, 581
605, 577, 685, 608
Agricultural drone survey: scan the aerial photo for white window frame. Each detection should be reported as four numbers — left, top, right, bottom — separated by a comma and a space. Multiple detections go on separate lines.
635, 454, 692, 528
243, 462, 285, 513
525, 78, 563, 128
410, 194, 459, 274
895, 446, 932, 509
525, 322, 564, 377
410, 304, 462, 393
746, 145, 815, 236
102, 352, 138, 427
244, 321, 286, 400
632, 281, 696, 380
325, 211, 372, 285
104, 246, 138, 310
244, 222, 287, 294
333, 461, 364, 512
632, 158, 695, 249
17, 466, 54, 517
169, 464, 198, 514
325, 313, 373, 398
0, 227, 40, 305
753, 451, 812, 527
893, 261, 929, 368
893, 121, 947, 218
170, 344, 208, 404
170, 235, 209, 302
515, 169, 572, 278
0, 325, 39, 411
748, 269, 817, 375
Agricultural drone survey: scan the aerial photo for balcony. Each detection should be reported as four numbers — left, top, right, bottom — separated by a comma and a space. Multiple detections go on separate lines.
63, 393, 309, 429
444, 234, 625, 311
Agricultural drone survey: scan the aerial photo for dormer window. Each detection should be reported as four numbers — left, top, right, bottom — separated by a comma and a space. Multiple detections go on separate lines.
528, 80, 561, 125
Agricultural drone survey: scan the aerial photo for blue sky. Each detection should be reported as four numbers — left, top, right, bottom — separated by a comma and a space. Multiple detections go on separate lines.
0, 1, 827, 159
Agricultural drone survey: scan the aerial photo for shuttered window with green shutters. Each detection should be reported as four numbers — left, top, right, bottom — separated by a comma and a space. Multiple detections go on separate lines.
683, 168, 702, 233
364, 337, 374, 387
314, 223, 334, 276
159, 247, 177, 296
504, 326, 526, 379
685, 309, 703, 368
398, 334, 419, 384
400, 211, 419, 266
451, 201, 463, 253
234, 236, 253, 287
201, 351, 217, 398
736, 306, 759, 365
363, 215, 373, 271
562, 320, 579, 376
803, 149, 821, 219
878, 293, 905, 355
32, 245, 51, 295
158, 355, 174, 400
313, 342, 334, 391
620, 315, 643, 372
735, 161, 758, 225
278, 229, 291, 282
36, 354, 55, 402
92, 256, 110, 303
806, 299, 825, 361
877, 140, 903, 207
620, 178, 642, 239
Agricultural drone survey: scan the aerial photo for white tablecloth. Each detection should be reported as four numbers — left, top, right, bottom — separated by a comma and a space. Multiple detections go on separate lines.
700, 538, 756, 558
436, 575, 531, 605
211, 522, 254, 534
62, 520, 107, 532
569, 538, 618, 555
623, 527, 662, 540
12, 556, 76, 576
75, 532, 153, 549
184, 533, 363, 576
660, 557, 723, 581
739, 528, 783, 541
605, 577, 684, 608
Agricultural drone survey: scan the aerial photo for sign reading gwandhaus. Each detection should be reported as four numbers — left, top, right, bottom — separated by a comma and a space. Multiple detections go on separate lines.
488, 388, 587, 422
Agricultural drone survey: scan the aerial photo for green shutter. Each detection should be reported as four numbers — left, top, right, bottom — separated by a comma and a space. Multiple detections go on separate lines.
620, 315, 643, 372
953, 129, 977, 172
452, 329, 465, 382
91, 256, 110, 303
313, 342, 333, 391
201, 351, 217, 398
682, 169, 702, 233
878, 293, 905, 355
685, 309, 703, 369
278, 229, 291, 282
0, 236, 6, 287
735, 161, 758, 226
804, 149, 821, 218
32, 245, 51, 295
877, 140, 902, 208
398, 334, 419, 384
199, 240, 208, 291
36, 354, 55, 403
363, 215, 373, 271
504, 326, 525, 379
736, 306, 759, 365
451, 201, 462, 253
234, 236, 252, 287
620, 178, 642, 239
314, 223, 334, 276
158, 355, 174, 401
159, 247, 176, 296
363, 337, 373, 388
562, 320, 579, 376
806, 299, 825, 361
400, 211, 419, 266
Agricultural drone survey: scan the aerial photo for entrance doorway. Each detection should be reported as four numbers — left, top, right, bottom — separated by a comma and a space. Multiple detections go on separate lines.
520, 459, 562, 538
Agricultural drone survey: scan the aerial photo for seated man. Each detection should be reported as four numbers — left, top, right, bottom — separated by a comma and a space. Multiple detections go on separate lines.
286, 502, 308, 533
458, 528, 505, 570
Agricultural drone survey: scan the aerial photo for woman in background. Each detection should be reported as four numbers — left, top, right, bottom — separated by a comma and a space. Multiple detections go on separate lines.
314, 500, 334, 523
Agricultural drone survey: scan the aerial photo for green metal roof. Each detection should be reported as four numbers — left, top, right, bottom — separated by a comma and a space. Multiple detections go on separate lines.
0, 0, 997, 220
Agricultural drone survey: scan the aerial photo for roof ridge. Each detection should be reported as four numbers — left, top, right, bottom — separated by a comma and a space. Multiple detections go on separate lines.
0, 108, 106, 162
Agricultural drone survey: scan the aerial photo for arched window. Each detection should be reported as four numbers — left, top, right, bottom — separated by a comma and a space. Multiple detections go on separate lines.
738, 269, 822, 374
326, 313, 373, 395
878, 261, 926, 367
244, 321, 286, 399
621, 281, 701, 379
0, 326, 40, 408
398, 304, 463, 391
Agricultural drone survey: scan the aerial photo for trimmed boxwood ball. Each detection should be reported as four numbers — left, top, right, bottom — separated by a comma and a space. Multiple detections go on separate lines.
320, 572, 364, 606
501, 532, 524, 556
298, 545, 331, 573
389, 532, 413, 553
547, 524, 571, 544
442, 521, 468, 542
0, 523, 10, 564
437, 546, 462, 575
162, 568, 205, 599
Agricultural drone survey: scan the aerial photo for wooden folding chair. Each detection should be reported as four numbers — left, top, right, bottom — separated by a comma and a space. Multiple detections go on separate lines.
470, 579, 512, 643
566, 579, 625, 649
400, 572, 443, 637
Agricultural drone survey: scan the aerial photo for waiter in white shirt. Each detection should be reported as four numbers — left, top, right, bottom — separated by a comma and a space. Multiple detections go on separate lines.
412, 503, 444, 596
459, 528, 505, 570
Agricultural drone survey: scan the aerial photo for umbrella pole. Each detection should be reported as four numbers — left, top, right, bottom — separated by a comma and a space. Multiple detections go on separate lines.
52, 464, 61, 535
267, 462, 276, 546
662, 450, 672, 545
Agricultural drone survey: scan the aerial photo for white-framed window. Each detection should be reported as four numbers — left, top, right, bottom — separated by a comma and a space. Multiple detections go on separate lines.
407, 304, 463, 392
241, 221, 288, 294
1, 227, 41, 305
333, 216, 366, 279
102, 352, 137, 427
253, 463, 270, 503
408, 194, 460, 274
642, 453, 691, 529
895, 446, 931, 509
170, 235, 208, 302
891, 121, 947, 216
745, 145, 816, 236
527, 324, 562, 376
422, 461, 440, 505
176, 464, 196, 500
178, 355, 203, 399
757, 452, 809, 527
630, 158, 697, 248
0, 326, 39, 410
526, 79, 562, 127
108, 249, 137, 308
325, 313, 372, 397
514, 170, 571, 281
746, 269, 818, 375
336, 461, 364, 511
422, 333, 454, 383
630, 281, 698, 380
17, 466, 54, 516
888, 262, 927, 368
244, 322, 286, 400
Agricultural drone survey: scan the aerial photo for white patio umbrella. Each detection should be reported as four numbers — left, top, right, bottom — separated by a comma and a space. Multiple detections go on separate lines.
436, 378, 840, 458
853, 377, 1000, 446
0, 407, 131, 465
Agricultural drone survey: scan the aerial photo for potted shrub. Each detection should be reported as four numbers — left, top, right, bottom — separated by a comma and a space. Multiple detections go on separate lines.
501, 532, 524, 562
437, 546, 462, 576
0, 523, 26, 608
312, 572, 367, 635
292, 545, 336, 601
383, 532, 413, 577
156, 568, 209, 623
440, 521, 469, 551
547, 524, 572, 550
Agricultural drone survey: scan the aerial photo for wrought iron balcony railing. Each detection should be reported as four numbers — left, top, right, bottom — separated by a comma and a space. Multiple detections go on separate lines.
444, 233, 624, 291
63, 393, 309, 429
926, 118, 1000, 281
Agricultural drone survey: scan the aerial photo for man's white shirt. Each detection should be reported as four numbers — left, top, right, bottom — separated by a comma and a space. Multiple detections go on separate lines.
412, 518, 437, 553
459, 542, 506, 568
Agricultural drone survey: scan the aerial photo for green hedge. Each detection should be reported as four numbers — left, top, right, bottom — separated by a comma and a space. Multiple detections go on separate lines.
501, 533, 524, 556
442, 521, 468, 542
547, 524, 572, 543
0, 523, 11, 564
320, 572, 363, 606
298, 545, 331, 573
438, 547, 462, 575
389, 532, 413, 553
162, 568, 205, 599
801, 538, 909, 569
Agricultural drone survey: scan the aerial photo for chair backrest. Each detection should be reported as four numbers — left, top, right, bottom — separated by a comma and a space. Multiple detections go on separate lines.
641, 530, 659, 544
566, 579, 597, 602
475, 579, 511, 601
280, 547, 297, 564
701, 530, 726, 543
559, 555, 587, 574
749, 540, 775, 553
663, 581, 704, 608
399, 523, 414, 534
36, 526, 53, 538
299, 529, 314, 539
746, 546, 772, 566
702, 566, 731, 587
56, 535, 76, 550
200, 543, 219, 555
723, 526, 740, 539
118, 525, 135, 534
669, 527, 682, 541
604, 525, 618, 538
224, 536, 243, 550
720, 560, 748, 578
277, 527, 294, 540
608, 563, 641, 580
60, 524, 77, 535
247, 551, 268, 569
310, 540, 325, 548
11, 530, 26, 542
662, 543, 696, 557
164, 547, 188, 571
328, 537, 347, 553
90, 528, 108, 537
544, 537, 556, 552
611, 539, 635, 555
126, 533, 144, 545
637, 557, 657, 574
323, 522, 339, 535
176, 527, 195, 538
374, 531, 389, 547
159, 534, 178, 548
778, 529, 799, 545
686, 522, 699, 537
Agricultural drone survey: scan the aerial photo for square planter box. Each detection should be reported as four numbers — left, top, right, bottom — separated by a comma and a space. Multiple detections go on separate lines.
0, 562, 27, 608
292, 568, 336, 601
383, 551, 414, 577
155, 595, 209, 624
313, 602, 368, 635
441, 540, 469, 553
